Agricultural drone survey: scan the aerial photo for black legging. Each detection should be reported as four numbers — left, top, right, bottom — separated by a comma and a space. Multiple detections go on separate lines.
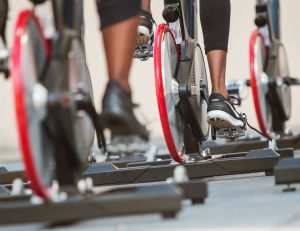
96, 0, 230, 54
200, 0, 231, 54
96, 0, 141, 30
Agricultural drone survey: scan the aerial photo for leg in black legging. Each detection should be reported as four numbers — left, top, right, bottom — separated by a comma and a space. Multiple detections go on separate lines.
200, 0, 231, 98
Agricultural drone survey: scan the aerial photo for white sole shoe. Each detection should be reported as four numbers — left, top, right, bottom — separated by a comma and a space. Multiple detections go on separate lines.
207, 110, 244, 128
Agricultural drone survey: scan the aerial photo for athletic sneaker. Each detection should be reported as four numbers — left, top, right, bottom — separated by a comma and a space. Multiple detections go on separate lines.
137, 10, 155, 45
100, 80, 149, 141
207, 93, 246, 128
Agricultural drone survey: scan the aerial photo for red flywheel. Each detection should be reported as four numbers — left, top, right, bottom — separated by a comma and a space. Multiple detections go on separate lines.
12, 10, 52, 199
154, 24, 187, 163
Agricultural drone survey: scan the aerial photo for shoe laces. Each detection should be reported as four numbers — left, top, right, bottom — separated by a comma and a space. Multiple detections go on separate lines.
227, 95, 241, 106
227, 95, 272, 141
226, 96, 244, 121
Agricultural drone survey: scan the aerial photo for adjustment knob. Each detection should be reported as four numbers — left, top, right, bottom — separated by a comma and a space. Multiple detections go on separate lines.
29, 0, 47, 5
162, 6, 180, 23
255, 16, 267, 28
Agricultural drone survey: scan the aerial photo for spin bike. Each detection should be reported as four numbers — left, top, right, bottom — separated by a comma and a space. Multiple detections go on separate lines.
223, 0, 300, 154
153, 0, 246, 163
0, 0, 184, 224
83, 0, 296, 188
0, 0, 181, 203
247, 0, 300, 193
248, 0, 298, 138
10, 0, 104, 199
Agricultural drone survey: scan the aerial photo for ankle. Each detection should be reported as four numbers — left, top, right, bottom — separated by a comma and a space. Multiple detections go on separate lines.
108, 79, 131, 93
120, 82, 131, 93
211, 90, 228, 99
141, 9, 152, 15
222, 91, 229, 99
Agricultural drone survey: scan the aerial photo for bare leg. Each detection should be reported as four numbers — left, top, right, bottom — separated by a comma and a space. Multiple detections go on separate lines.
141, 0, 151, 12
207, 50, 228, 98
98, 1, 149, 140
200, 0, 230, 99
102, 16, 139, 92
202, 0, 245, 130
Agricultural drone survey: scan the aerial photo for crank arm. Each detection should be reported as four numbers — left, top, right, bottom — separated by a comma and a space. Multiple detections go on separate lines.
75, 94, 107, 153
283, 76, 300, 86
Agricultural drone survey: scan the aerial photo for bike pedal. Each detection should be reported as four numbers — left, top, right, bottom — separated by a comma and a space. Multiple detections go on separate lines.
134, 44, 153, 61
216, 126, 246, 142
106, 135, 149, 161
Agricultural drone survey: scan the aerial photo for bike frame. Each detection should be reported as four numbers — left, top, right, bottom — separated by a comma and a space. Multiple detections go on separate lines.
161, 0, 210, 155
51, 0, 105, 151
7, 0, 105, 198
254, 0, 290, 133
164, 0, 198, 41
269, 0, 280, 39
255, 0, 281, 80
52, 0, 84, 38
256, 0, 280, 43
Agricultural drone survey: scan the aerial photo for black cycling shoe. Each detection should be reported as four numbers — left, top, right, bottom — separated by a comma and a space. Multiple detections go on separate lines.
137, 10, 155, 45
207, 93, 246, 128
100, 80, 149, 141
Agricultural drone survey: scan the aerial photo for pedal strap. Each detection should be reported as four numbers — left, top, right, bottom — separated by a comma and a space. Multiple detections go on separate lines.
139, 10, 155, 32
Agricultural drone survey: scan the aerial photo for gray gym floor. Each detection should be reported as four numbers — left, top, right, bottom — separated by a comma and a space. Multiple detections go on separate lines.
0, 150, 299, 231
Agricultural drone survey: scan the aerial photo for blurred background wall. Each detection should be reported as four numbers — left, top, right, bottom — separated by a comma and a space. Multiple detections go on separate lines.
0, 0, 300, 160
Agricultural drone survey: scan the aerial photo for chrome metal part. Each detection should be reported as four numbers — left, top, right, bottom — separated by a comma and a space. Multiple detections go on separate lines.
277, 45, 291, 119
134, 44, 153, 61
194, 46, 210, 138
21, 28, 53, 188
171, 79, 180, 105
201, 148, 212, 159
254, 36, 272, 131
162, 32, 185, 155
217, 126, 246, 142
268, 139, 278, 150
106, 136, 149, 161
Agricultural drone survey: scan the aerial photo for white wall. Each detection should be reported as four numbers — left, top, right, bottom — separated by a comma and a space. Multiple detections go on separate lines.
1, 1, 300, 158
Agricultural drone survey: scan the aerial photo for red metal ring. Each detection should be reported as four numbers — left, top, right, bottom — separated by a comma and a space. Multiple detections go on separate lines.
154, 24, 185, 163
249, 29, 272, 139
12, 10, 51, 199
